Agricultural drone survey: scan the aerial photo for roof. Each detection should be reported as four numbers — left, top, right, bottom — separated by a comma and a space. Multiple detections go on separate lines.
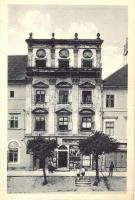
103, 65, 128, 87
8, 55, 27, 81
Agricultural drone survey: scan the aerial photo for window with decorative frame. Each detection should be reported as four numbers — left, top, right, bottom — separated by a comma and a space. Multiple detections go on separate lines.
8, 141, 19, 163
35, 115, 45, 131
106, 95, 114, 108
81, 116, 92, 130
105, 121, 114, 136
35, 90, 45, 103
59, 90, 69, 104
9, 114, 18, 129
82, 91, 92, 104
58, 116, 69, 131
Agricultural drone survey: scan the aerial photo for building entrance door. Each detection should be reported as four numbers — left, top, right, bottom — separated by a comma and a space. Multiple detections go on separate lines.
58, 151, 68, 168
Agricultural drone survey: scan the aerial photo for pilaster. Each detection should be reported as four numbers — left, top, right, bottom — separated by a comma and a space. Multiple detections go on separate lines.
72, 78, 79, 135
48, 79, 56, 135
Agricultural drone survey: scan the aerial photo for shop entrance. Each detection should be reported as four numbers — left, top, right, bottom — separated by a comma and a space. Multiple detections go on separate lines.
58, 151, 68, 168
57, 145, 68, 168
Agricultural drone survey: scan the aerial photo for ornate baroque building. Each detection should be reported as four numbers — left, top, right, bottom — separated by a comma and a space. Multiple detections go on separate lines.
8, 33, 127, 171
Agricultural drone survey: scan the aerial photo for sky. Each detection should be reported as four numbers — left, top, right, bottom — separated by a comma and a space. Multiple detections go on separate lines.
8, 5, 128, 78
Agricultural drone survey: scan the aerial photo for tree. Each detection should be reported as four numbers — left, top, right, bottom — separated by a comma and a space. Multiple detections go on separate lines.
27, 136, 57, 185
79, 131, 119, 182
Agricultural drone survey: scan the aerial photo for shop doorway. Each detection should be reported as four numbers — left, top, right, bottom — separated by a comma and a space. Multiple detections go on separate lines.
58, 151, 68, 168
57, 145, 68, 168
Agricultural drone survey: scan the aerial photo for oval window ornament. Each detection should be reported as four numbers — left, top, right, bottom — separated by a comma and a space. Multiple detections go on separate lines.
83, 49, 93, 58
36, 49, 46, 58
59, 49, 69, 58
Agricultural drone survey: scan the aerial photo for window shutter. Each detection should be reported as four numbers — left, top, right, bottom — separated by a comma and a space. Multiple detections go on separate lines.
68, 121, 72, 130
45, 95, 49, 103
68, 92, 72, 103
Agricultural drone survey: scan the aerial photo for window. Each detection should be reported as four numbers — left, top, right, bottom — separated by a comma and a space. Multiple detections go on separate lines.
10, 91, 14, 98
82, 59, 92, 68
9, 115, 18, 128
8, 141, 19, 163
105, 121, 114, 136
36, 90, 45, 103
81, 117, 92, 130
82, 91, 92, 104
35, 116, 45, 130
59, 90, 68, 104
58, 117, 69, 131
36, 59, 46, 67
59, 59, 69, 68
106, 95, 114, 107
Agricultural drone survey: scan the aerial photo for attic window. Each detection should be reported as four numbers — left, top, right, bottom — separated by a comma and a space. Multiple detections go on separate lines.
36, 60, 46, 68
82, 59, 92, 68
59, 59, 69, 68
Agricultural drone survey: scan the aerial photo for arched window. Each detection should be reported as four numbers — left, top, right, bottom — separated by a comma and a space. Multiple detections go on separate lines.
58, 145, 68, 150
8, 141, 19, 163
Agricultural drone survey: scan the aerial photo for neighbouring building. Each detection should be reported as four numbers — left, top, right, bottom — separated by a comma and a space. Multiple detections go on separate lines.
8, 33, 127, 171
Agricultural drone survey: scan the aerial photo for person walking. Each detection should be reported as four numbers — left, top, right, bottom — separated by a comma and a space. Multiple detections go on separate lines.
81, 166, 85, 178
76, 167, 80, 181
109, 161, 114, 177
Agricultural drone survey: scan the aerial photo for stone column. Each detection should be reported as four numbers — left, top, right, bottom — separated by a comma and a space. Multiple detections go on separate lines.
25, 82, 32, 135
96, 48, 101, 68
48, 79, 56, 135
72, 78, 79, 135
51, 47, 55, 67
74, 48, 78, 67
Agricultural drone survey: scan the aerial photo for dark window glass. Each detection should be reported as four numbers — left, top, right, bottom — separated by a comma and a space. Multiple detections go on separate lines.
106, 95, 114, 107
59, 59, 69, 68
10, 91, 14, 98
82, 59, 92, 68
82, 91, 92, 104
58, 117, 68, 131
36, 60, 46, 68
8, 149, 18, 162
9, 115, 18, 128
36, 90, 45, 103
81, 117, 91, 130
35, 116, 45, 130
59, 90, 68, 104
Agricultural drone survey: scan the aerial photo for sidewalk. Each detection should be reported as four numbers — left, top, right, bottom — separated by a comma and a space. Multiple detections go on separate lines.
7, 170, 127, 177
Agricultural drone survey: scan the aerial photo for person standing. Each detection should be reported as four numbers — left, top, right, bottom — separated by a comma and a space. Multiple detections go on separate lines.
81, 166, 85, 178
76, 167, 80, 180
109, 161, 114, 177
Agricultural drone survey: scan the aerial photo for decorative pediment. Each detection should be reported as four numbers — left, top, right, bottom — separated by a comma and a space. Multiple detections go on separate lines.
32, 108, 48, 114
33, 81, 49, 88
79, 108, 95, 115
56, 82, 72, 88
55, 108, 72, 115
79, 82, 95, 88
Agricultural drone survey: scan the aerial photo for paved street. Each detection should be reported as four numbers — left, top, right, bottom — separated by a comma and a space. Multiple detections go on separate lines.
7, 170, 126, 193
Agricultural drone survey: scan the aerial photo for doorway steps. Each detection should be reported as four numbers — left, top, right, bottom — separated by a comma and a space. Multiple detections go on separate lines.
75, 177, 91, 186
55, 167, 70, 172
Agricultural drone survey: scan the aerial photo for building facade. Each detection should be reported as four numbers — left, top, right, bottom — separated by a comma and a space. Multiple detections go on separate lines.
8, 33, 127, 171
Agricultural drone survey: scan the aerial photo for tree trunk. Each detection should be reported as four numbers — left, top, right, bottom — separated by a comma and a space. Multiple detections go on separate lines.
95, 155, 99, 182
42, 167, 48, 185
42, 158, 48, 185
